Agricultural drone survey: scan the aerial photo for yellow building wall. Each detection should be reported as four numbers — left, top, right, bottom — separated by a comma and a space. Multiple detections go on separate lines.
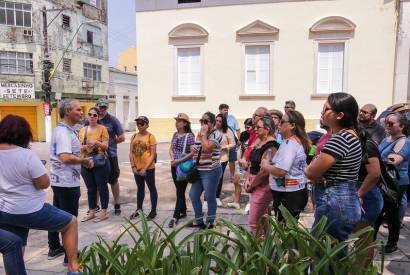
117, 46, 137, 73
0, 100, 99, 142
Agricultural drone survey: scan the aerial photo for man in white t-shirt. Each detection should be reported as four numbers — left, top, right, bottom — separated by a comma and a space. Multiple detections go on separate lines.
48, 99, 93, 264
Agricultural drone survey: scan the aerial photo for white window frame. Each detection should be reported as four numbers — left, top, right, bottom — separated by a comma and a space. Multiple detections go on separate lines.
241, 42, 274, 96
173, 45, 204, 96
0, 1, 31, 28
313, 39, 349, 95
0, 50, 33, 75
83, 62, 102, 81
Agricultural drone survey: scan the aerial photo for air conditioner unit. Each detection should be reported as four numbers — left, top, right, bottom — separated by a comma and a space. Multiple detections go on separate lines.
23, 29, 33, 37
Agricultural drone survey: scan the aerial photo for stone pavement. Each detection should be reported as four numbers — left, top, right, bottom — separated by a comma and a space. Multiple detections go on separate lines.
1, 140, 410, 274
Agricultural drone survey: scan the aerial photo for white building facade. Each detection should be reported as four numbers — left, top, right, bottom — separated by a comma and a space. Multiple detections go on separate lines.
136, 0, 398, 141
108, 67, 138, 131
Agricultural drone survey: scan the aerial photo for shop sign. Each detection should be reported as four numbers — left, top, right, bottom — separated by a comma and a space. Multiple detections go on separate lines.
0, 82, 35, 100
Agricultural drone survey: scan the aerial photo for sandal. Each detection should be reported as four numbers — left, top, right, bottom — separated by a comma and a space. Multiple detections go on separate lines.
81, 215, 95, 222
93, 214, 109, 223
168, 218, 178, 228
187, 221, 206, 229
129, 209, 142, 220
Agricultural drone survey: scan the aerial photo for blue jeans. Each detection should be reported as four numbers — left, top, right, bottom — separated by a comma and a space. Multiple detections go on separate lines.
189, 165, 222, 225
313, 181, 361, 241
81, 159, 110, 210
356, 182, 384, 225
0, 229, 26, 275
0, 203, 72, 246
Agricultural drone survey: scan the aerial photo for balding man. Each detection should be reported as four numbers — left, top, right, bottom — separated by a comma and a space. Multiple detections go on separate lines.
358, 104, 386, 144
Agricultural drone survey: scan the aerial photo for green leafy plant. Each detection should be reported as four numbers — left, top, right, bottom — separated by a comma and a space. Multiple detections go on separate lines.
79, 207, 383, 275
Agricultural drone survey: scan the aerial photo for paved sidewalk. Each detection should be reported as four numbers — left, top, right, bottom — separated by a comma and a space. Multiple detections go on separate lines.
1, 142, 409, 274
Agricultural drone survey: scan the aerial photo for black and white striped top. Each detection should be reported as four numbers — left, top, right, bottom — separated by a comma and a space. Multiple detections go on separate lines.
321, 131, 362, 182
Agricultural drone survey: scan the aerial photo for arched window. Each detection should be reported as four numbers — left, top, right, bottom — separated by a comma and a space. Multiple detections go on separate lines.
310, 16, 356, 97
169, 23, 208, 99
236, 20, 279, 99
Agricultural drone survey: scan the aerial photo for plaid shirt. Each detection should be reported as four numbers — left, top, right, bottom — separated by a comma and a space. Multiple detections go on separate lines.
171, 132, 195, 158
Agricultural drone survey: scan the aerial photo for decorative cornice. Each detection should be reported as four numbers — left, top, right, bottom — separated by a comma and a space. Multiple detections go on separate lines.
168, 23, 209, 39
236, 20, 279, 37
310, 16, 356, 33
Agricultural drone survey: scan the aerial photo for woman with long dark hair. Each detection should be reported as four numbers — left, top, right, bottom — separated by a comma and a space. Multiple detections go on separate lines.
374, 112, 410, 253
189, 112, 223, 229
215, 114, 236, 206
168, 113, 195, 228
305, 92, 364, 242
261, 110, 310, 221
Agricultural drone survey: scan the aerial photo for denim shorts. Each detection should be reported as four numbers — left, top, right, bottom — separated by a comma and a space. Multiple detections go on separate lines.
0, 203, 73, 245
313, 181, 361, 241
228, 148, 238, 162
356, 182, 384, 225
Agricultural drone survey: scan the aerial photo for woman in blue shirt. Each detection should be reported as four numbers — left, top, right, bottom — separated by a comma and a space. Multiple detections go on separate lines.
374, 112, 410, 253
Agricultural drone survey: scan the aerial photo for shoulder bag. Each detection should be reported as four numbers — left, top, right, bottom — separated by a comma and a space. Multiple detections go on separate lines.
186, 146, 202, 184
83, 126, 107, 168
377, 137, 405, 206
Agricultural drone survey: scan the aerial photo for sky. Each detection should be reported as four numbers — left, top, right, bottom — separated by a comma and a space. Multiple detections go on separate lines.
108, 0, 136, 67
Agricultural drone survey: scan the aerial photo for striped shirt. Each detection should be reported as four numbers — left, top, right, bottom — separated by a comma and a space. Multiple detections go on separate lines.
321, 131, 362, 182
193, 130, 223, 171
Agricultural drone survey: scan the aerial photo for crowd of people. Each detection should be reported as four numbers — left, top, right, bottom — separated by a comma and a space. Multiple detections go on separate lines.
0, 93, 409, 274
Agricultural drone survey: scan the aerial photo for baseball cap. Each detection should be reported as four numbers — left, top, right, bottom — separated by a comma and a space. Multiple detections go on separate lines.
96, 98, 109, 108
174, 113, 190, 122
135, 116, 149, 124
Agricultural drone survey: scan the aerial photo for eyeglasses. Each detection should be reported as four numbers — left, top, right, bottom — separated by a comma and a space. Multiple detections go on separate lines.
88, 113, 98, 118
199, 119, 209, 124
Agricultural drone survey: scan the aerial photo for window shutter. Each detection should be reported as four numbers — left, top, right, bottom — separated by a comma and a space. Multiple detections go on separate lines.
177, 47, 201, 95
317, 43, 344, 93
245, 45, 270, 95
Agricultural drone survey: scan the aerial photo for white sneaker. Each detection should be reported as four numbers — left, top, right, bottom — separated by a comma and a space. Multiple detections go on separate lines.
216, 198, 222, 207
243, 203, 250, 214
202, 201, 208, 210
227, 202, 240, 210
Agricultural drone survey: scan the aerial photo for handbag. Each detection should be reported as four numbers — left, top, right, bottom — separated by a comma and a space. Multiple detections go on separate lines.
186, 146, 202, 184
83, 126, 107, 168
377, 137, 405, 206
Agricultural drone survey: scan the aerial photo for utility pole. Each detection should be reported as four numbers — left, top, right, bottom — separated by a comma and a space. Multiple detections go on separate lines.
42, 6, 53, 142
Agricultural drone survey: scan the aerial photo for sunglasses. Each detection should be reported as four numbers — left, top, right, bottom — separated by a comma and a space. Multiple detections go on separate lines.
136, 122, 146, 126
99, 106, 107, 110
385, 121, 396, 127
199, 119, 210, 124
88, 113, 98, 118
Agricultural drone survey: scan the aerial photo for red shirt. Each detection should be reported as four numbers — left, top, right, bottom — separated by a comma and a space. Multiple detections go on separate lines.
245, 130, 258, 161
